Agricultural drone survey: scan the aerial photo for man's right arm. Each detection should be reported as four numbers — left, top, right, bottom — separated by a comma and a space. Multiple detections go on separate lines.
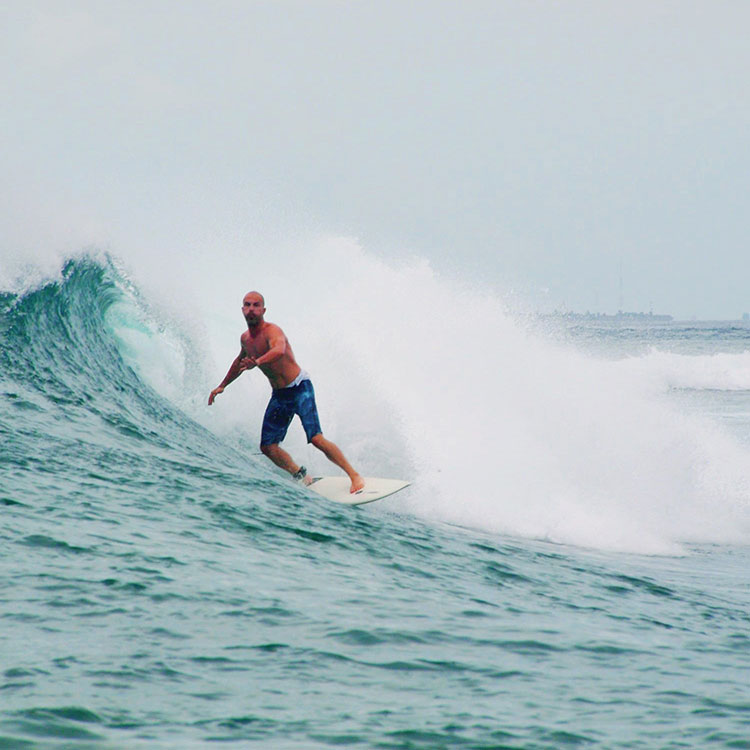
208, 349, 255, 405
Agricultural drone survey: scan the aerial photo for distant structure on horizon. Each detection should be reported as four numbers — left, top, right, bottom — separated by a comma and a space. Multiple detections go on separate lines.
546, 311, 674, 323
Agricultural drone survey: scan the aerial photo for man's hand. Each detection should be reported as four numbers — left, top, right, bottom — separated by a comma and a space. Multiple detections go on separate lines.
208, 386, 224, 405
208, 355, 258, 406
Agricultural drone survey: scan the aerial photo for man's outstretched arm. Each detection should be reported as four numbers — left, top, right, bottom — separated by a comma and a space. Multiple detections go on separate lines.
208, 350, 256, 405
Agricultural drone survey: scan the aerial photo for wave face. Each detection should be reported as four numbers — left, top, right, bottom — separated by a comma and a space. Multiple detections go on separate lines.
3, 251, 750, 749
1, 257, 262, 502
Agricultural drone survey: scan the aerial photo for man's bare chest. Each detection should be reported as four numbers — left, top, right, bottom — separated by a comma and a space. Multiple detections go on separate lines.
241, 333, 269, 358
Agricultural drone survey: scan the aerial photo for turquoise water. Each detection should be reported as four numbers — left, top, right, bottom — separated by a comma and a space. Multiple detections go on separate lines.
3, 258, 750, 749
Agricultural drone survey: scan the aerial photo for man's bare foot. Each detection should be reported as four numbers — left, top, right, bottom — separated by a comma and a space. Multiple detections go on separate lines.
350, 474, 365, 493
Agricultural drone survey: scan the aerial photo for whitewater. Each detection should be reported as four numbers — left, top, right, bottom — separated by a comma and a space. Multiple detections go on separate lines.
3, 241, 750, 749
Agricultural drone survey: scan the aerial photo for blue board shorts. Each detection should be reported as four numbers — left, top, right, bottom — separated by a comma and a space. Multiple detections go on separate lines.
260, 378, 322, 446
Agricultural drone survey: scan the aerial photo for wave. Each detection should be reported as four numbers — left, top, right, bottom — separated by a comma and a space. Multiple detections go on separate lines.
2, 257, 167, 420
4, 246, 750, 555
617, 349, 750, 392
0, 255, 268, 492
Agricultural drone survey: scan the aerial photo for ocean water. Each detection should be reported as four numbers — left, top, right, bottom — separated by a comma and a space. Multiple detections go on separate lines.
3, 249, 750, 749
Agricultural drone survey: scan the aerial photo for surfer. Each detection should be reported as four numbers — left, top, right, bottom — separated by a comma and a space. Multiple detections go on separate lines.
208, 291, 365, 493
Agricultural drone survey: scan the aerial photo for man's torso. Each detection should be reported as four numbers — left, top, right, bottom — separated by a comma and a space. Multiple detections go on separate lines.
241, 322, 301, 389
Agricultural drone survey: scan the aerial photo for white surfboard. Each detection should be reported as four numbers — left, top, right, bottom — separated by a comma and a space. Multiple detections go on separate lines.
306, 476, 410, 506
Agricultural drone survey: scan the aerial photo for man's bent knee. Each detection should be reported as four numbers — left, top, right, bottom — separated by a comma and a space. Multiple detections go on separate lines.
310, 433, 327, 449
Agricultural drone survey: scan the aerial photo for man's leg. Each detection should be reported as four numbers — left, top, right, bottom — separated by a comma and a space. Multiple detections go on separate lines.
260, 391, 306, 479
310, 434, 365, 493
261, 443, 302, 476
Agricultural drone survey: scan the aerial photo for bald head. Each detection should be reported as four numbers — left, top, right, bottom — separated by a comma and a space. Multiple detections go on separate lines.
243, 291, 265, 306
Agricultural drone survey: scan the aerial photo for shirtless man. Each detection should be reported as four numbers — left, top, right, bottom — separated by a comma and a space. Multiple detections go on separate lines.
208, 291, 365, 493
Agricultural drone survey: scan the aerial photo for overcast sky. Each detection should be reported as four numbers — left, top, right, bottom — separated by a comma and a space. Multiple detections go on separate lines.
2, 1, 749, 318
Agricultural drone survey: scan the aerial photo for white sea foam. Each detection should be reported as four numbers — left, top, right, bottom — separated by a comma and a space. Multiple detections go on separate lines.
618, 349, 750, 392
73, 237, 750, 554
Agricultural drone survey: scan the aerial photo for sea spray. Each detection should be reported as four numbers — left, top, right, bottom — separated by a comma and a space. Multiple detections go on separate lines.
230, 238, 750, 552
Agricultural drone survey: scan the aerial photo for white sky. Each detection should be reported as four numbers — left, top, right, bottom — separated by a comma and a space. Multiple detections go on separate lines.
2, 0, 749, 318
